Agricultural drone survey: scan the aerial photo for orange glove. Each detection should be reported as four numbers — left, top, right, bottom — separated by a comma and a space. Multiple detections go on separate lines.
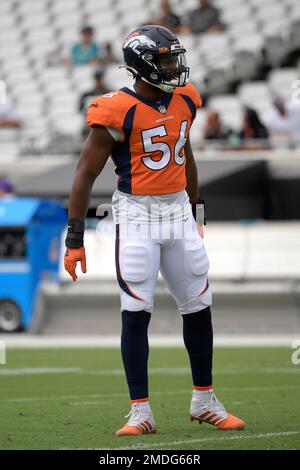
64, 246, 87, 282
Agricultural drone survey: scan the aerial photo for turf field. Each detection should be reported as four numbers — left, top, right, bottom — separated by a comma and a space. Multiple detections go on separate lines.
0, 347, 299, 450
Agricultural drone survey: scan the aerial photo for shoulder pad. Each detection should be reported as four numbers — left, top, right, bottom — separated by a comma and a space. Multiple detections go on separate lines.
175, 82, 202, 109
87, 90, 136, 140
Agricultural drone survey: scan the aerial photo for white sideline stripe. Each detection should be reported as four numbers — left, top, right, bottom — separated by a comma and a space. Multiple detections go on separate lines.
100, 431, 300, 451
1, 334, 299, 348
0, 367, 81, 376
86, 366, 300, 376
2, 384, 300, 403
1, 366, 299, 377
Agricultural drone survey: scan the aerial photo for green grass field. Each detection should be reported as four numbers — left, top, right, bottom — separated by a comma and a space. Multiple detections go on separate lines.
0, 347, 299, 450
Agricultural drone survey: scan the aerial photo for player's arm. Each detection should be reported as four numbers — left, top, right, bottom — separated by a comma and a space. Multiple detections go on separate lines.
185, 137, 204, 238
68, 127, 114, 220
64, 127, 115, 281
185, 136, 199, 204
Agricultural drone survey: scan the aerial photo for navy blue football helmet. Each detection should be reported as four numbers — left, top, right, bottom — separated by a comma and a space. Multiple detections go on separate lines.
122, 25, 189, 93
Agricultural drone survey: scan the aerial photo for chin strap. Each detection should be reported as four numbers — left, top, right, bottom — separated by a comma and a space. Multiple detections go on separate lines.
140, 76, 175, 93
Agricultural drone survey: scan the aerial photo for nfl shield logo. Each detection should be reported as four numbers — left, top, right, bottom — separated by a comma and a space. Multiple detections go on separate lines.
158, 104, 167, 114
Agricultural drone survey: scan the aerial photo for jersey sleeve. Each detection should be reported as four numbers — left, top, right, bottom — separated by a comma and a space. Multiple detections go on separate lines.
182, 82, 202, 109
174, 82, 202, 124
86, 91, 129, 142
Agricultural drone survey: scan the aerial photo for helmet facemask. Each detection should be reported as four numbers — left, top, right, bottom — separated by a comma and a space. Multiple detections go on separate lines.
141, 47, 189, 93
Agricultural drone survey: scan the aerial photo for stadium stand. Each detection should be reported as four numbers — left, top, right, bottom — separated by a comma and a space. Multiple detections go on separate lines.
0, 0, 300, 158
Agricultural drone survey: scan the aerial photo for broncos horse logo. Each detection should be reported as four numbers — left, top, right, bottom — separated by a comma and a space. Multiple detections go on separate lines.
123, 34, 157, 55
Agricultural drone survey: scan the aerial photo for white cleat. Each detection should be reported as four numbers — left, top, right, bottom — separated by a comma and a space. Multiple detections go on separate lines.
190, 389, 245, 430
116, 402, 157, 436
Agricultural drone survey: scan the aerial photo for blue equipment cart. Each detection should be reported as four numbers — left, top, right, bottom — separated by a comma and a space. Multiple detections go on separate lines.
0, 197, 67, 332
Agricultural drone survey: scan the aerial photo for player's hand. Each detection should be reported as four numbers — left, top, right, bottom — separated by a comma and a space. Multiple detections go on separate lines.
64, 246, 87, 282
196, 223, 204, 239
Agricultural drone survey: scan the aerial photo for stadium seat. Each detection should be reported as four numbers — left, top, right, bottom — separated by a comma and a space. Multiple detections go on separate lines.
221, 5, 253, 26
254, 4, 287, 22
0, 44, 24, 61
268, 68, 299, 100
250, 0, 280, 5
0, 0, 12, 14
43, 79, 74, 98
0, 12, 16, 29
205, 67, 232, 95
40, 67, 69, 84
0, 0, 299, 149
17, 0, 48, 15
84, 0, 114, 11
49, 0, 81, 15
114, 0, 147, 13
199, 34, 232, 73
103, 64, 133, 90
290, 19, 300, 48
52, 12, 84, 30
233, 33, 264, 55
93, 24, 123, 43
263, 32, 290, 68
57, 27, 80, 48
261, 19, 291, 39
234, 52, 260, 82
208, 95, 243, 131
19, 13, 50, 32
238, 82, 273, 115
25, 29, 56, 45
6, 71, 34, 89
50, 114, 82, 136
238, 81, 271, 102
0, 29, 21, 45
215, 0, 245, 7
290, 4, 300, 19
1, 57, 30, 75
228, 20, 258, 38
84, 9, 117, 25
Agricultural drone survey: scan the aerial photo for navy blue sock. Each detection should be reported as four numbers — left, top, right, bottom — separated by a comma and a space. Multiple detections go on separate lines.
121, 310, 151, 401
182, 307, 213, 387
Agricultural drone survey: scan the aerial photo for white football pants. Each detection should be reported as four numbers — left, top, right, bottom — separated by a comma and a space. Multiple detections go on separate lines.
115, 214, 212, 315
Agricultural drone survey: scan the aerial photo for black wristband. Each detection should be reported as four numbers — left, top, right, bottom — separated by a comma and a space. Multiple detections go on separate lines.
65, 219, 85, 248
191, 199, 206, 225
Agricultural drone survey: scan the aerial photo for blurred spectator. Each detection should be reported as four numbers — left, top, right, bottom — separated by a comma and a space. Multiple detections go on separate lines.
203, 109, 233, 140
0, 100, 21, 128
79, 67, 109, 113
79, 67, 109, 139
102, 42, 116, 64
0, 177, 13, 197
263, 96, 300, 144
184, 0, 223, 34
238, 107, 270, 150
240, 108, 269, 140
65, 26, 102, 66
150, 0, 182, 33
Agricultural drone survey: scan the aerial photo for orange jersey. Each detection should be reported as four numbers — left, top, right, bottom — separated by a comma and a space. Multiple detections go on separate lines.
87, 82, 202, 195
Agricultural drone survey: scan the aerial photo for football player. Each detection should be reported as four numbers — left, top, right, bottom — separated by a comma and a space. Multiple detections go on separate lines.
64, 25, 245, 435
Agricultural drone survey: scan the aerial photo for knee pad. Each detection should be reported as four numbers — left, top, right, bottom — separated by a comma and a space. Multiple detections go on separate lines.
120, 288, 154, 313
121, 244, 150, 283
184, 232, 209, 276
